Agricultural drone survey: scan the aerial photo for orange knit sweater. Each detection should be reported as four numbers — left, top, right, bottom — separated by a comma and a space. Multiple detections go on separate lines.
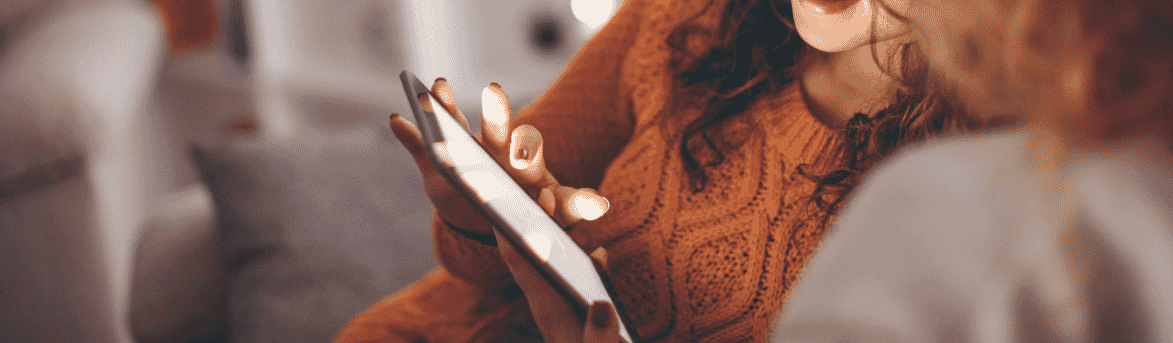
336, 0, 841, 341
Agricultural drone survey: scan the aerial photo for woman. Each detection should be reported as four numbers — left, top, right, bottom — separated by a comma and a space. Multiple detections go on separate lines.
770, 0, 1173, 341
337, 0, 976, 341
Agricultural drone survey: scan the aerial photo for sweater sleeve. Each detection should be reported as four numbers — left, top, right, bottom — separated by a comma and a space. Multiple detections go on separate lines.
434, 0, 645, 287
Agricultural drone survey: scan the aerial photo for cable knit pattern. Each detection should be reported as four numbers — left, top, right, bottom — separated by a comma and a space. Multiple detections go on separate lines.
573, 81, 839, 342
335, 0, 841, 341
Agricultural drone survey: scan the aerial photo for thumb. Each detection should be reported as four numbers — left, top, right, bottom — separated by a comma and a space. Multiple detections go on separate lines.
390, 113, 459, 172
389, 114, 428, 163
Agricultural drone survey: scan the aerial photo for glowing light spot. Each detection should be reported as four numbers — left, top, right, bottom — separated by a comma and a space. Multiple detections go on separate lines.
571, 0, 616, 30
526, 231, 553, 261
432, 142, 454, 167
463, 170, 508, 200
571, 193, 609, 221
481, 86, 509, 142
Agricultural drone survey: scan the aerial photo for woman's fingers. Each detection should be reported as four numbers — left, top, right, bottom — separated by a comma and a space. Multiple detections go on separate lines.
391, 113, 494, 234
389, 113, 457, 170
589, 247, 610, 272
481, 83, 512, 156
476, 82, 558, 196
497, 231, 584, 343
431, 78, 474, 132
584, 301, 622, 343
420, 79, 610, 232
500, 112, 610, 228
389, 114, 430, 167
538, 185, 610, 228
565, 188, 610, 224
481, 83, 557, 194
508, 125, 559, 193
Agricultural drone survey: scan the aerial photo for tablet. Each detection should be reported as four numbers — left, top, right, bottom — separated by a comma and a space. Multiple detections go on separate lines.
400, 70, 636, 342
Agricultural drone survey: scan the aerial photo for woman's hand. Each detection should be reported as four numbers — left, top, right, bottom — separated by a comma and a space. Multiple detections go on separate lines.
392, 78, 621, 341
389, 78, 611, 235
498, 231, 624, 343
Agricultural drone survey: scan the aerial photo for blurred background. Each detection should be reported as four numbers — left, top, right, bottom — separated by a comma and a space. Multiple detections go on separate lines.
0, 0, 620, 341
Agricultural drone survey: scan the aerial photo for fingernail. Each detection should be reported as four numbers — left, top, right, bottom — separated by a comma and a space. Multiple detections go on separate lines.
390, 113, 400, 120
510, 145, 532, 171
589, 301, 616, 329
489, 82, 501, 89
513, 141, 535, 162
435, 77, 447, 83
482, 86, 508, 142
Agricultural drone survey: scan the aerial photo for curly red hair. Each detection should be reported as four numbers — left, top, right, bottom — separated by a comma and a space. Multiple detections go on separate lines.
665, 0, 982, 222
